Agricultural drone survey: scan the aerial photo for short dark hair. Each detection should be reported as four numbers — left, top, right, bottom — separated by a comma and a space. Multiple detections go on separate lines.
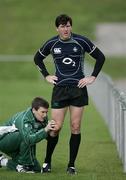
31, 97, 49, 110
55, 14, 72, 28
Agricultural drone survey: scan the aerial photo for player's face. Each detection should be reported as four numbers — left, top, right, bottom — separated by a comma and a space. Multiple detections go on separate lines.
32, 107, 48, 122
56, 21, 72, 40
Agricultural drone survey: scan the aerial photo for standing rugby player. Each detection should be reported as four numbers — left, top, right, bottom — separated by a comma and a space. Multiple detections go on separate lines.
34, 14, 105, 174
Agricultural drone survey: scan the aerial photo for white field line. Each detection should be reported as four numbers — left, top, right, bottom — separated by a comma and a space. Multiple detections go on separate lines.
0, 55, 33, 61
0, 55, 52, 62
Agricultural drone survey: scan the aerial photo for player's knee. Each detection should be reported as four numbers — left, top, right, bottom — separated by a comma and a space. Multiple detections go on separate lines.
50, 125, 61, 136
71, 123, 80, 134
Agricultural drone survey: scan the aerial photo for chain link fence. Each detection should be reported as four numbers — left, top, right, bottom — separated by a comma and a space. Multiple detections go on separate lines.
86, 64, 126, 172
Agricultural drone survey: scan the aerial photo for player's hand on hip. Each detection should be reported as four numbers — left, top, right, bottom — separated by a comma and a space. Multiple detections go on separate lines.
45, 75, 58, 85
78, 76, 96, 88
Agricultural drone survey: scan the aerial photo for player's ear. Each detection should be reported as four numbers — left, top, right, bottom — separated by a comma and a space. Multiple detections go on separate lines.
32, 108, 36, 114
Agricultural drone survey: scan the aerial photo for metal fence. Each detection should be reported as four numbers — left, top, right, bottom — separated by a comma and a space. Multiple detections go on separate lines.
87, 67, 126, 172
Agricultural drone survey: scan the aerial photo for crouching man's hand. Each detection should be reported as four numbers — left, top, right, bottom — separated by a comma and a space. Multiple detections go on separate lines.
44, 120, 56, 132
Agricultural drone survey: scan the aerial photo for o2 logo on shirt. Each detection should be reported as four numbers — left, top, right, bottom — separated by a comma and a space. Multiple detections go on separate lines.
62, 58, 75, 67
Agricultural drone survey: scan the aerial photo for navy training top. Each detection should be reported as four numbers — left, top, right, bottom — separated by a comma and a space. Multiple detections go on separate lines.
34, 33, 105, 86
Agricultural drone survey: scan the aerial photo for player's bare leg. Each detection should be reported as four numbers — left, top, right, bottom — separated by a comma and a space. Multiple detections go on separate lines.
42, 107, 67, 173
67, 106, 84, 174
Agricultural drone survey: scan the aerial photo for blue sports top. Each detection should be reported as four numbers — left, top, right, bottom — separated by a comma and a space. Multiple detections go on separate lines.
34, 33, 105, 86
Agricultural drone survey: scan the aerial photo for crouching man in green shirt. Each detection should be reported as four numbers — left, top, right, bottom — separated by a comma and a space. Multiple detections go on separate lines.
0, 97, 56, 173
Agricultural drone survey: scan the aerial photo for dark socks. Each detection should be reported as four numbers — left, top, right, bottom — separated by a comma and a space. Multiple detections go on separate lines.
68, 133, 81, 167
44, 134, 59, 164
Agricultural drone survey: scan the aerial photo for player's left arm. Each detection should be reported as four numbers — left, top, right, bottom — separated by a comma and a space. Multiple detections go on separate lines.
90, 47, 105, 77
83, 36, 105, 77
78, 37, 105, 88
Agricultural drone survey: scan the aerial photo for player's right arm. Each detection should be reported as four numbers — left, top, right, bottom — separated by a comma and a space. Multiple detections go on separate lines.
34, 39, 58, 84
34, 47, 50, 78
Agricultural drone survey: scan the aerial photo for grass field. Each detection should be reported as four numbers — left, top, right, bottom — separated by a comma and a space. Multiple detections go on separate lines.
0, 0, 126, 79
0, 0, 126, 179
0, 62, 126, 179
0, 0, 126, 54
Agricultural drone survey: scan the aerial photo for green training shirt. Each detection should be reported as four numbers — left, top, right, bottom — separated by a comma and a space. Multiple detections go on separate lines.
3, 107, 48, 145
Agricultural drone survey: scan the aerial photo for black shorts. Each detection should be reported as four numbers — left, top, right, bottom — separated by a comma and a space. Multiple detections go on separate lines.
51, 85, 88, 109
